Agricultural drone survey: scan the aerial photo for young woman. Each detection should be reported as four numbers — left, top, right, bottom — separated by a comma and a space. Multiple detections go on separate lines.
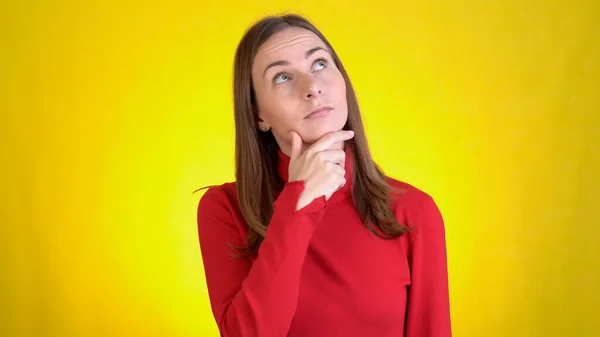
197, 13, 452, 337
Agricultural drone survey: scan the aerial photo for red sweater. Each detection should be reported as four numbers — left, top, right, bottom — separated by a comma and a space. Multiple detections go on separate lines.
197, 148, 452, 337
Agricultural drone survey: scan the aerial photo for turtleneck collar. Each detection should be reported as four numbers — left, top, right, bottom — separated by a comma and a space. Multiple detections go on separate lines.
276, 146, 354, 204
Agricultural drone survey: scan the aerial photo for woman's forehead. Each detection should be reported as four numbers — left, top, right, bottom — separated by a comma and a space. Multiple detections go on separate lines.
261, 27, 322, 51
253, 27, 327, 72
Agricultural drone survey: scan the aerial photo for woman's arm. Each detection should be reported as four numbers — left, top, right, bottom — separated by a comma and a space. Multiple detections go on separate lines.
405, 196, 452, 337
197, 181, 326, 337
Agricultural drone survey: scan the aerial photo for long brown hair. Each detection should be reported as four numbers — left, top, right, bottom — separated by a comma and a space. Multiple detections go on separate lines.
225, 13, 409, 257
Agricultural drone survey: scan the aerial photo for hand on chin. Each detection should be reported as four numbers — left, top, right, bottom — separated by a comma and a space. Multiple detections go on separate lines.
301, 129, 347, 151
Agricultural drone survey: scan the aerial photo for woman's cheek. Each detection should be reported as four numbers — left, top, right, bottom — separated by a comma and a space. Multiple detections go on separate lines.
325, 70, 344, 90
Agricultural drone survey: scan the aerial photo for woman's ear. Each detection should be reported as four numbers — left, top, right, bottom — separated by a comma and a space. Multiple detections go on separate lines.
254, 105, 270, 131
257, 119, 270, 131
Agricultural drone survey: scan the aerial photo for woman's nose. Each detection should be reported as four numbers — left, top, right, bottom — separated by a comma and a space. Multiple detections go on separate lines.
301, 76, 322, 99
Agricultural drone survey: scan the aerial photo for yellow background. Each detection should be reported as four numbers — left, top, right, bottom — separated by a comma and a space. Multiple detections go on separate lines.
1, 1, 599, 336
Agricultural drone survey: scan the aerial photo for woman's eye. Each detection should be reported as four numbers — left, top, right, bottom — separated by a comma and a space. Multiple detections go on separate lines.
314, 59, 327, 70
274, 74, 291, 84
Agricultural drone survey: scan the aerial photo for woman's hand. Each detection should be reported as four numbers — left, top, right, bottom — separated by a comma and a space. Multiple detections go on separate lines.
288, 130, 354, 211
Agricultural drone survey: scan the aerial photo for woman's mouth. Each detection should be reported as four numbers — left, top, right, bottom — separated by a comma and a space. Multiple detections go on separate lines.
305, 106, 333, 119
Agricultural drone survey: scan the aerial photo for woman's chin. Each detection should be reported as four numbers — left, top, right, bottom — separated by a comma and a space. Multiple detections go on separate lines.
301, 125, 347, 144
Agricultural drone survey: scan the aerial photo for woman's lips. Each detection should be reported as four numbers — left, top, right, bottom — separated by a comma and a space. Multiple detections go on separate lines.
305, 106, 333, 119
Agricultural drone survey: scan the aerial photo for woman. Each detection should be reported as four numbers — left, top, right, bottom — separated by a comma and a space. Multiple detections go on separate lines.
197, 13, 452, 337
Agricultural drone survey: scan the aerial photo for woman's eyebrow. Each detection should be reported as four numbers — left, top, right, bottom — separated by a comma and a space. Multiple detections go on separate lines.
262, 46, 330, 78
304, 46, 328, 59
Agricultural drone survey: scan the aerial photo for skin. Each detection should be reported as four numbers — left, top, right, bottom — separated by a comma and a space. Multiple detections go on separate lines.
251, 26, 349, 156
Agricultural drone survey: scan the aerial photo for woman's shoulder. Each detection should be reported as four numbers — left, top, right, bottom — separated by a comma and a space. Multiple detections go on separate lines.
197, 181, 240, 212
385, 176, 440, 226
386, 176, 434, 204
196, 181, 249, 234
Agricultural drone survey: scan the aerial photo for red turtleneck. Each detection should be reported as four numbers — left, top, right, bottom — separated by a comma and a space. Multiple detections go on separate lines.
197, 148, 452, 337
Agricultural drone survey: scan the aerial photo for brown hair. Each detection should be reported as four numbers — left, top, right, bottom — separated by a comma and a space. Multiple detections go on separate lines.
217, 13, 409, 257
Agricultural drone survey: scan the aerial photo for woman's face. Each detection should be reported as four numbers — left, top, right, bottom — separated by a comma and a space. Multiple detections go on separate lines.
251, 26, 348, 154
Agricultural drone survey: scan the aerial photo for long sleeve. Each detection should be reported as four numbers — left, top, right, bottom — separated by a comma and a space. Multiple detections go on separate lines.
405, 196, 452, 337
197, 181, 327, 337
